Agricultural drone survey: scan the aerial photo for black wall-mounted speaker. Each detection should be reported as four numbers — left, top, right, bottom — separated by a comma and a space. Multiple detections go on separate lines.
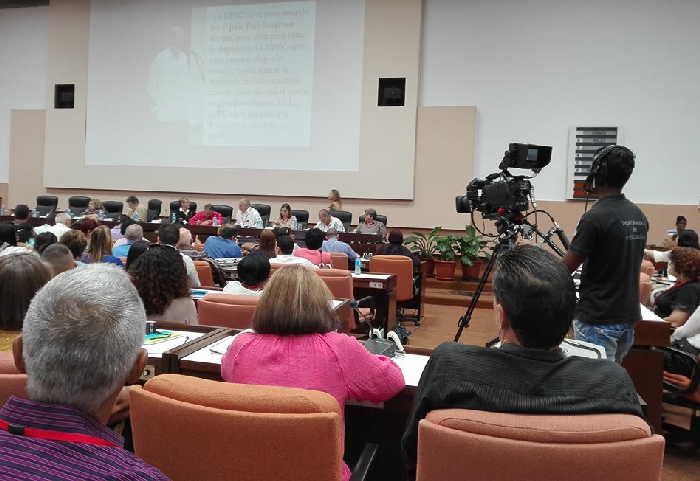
377, 77, 406, 107
54, 84, 75, 109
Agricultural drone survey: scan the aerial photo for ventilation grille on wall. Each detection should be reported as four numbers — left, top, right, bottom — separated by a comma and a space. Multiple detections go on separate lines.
567, 126, 620, 199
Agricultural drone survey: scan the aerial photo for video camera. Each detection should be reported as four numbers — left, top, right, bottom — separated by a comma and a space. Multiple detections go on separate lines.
455, 143, 551, 220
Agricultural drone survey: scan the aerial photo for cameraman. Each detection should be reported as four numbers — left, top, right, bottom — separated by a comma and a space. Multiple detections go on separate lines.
563, 145, 648, 363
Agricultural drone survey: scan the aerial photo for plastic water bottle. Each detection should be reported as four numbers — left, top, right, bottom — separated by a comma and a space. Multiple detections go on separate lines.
213, 215, 219, 227
170, 212, 176, 223
354, 256, 362, 274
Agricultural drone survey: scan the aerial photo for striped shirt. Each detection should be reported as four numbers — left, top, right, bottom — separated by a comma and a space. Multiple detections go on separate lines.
0, 396, 169, 481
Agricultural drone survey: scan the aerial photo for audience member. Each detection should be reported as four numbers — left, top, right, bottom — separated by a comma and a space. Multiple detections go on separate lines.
111, 214, 132, 244
13, 204, 30, 223
129, 245, 198, 325
223, 253, 270, 295
402, 245, 643, 479
322, 228, 358, 261
0, 224, 26, 256
15, 223, 34, 249
0, 252, 51, 351
2, 264, 170, 480
564, 145, 647, 363
668, 305, 700, 363
78, 217, 99, 238
257, 229, 277, 259
34, 232, 57, 255
125, 195, 147, 222
377, 230, 420, 267
294, 228, 332, 266
652, 247, 700, 326
646, 229, 699, 264
235, 198, 263, 228
189, 204, 224, 226
327, 189, 343, 211
157, 223, 200, 287
315, 209, 345, 233
670, 215, 688, 240
86, 226, 123, 267
269, 235, 317, 269
34, 212, 72, 239
173, 197, 193, 223
203, 225, 242, 258
113, 224, 144, 258
125, 240, 149, 271
41, 244, 76, 276
272, 203, 298, 230
60, 229, 88, 264
176, 227, 204, 259
354, 208, 386, 238
221, 264, 403, 481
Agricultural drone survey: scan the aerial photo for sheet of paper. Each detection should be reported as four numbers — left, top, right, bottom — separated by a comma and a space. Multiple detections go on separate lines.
182, 335, 238, 364
143, 330, 205, 358
351, 273, 391, 280
392, 353, 430, 387
330, 299, 345, 310
640, 304, 664, 322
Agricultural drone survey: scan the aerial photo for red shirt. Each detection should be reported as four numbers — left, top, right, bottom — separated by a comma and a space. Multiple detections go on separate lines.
190, 210, 224, 225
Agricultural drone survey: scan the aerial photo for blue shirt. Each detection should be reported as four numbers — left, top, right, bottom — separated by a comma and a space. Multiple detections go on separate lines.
204, 236, 242, 259
321, 238, 359, 261
112, 242, 132, 258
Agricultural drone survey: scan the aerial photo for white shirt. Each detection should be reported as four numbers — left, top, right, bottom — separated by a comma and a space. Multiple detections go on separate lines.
269, 255, 318, 269
33, 223, 71, 240
223, 281, 263, 296
236, 207, 264, 229
644, 249, 671, 264
315, 216, 345, 233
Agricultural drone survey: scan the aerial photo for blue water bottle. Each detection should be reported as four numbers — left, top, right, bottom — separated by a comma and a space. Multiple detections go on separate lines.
354, 256, 362, 274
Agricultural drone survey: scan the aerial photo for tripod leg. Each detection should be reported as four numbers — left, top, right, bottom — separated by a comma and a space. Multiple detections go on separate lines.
454, 244, 501, 342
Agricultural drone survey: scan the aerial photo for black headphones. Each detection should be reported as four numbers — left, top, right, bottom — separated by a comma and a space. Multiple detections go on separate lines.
584, 145, 619, 193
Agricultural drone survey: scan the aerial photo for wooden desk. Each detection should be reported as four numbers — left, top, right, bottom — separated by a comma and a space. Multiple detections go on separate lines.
352, 273, 397, 333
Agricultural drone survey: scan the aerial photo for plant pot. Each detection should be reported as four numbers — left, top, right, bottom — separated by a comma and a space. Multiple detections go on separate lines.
434, 259, 457, 281
420, 258, 435, 278
462, 259, 485, 281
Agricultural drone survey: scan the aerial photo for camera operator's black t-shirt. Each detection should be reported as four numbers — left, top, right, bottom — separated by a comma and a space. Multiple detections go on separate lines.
570, 194, 648, 324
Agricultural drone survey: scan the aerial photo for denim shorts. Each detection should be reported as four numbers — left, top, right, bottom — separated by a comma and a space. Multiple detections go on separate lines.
573, 320, 635, 363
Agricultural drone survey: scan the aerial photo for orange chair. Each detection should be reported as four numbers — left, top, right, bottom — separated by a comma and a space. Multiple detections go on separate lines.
316, 269, 356, 330
330, 252, 349, 270
194, 260, 215, 287
370, 255, 421, 325
0, 351, 26, 405
416, 409, 664, 481
130, 374, 377, 481
197, 293, 259, 329
640, 272, 652, 305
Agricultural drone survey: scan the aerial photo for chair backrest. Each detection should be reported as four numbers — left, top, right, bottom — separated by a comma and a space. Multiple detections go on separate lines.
330, 252, 349, 270
330, 210, 352, 231
639, 272, 652, 305
358, 214, 388, 227
251, 204, 271, 226
416, 409, 664, 481
102, 201, 123, 216
67, 196, 91, 214
194, 260, 214, 287
0, 352, 26, 405
370, 255, 413, 301
211, 204, 233, 221
147, 199, 163, 221
36, 195, 58, 216
197, 293, 259, 329
130, 374, 343, 481
290, 209, 309, 228
315, 269, 355, 330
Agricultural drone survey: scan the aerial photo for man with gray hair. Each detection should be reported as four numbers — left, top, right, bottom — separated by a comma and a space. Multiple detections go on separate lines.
235, 198, 263, 228
321, 228, 359, 261
40, 243, 76, 276
33, 212, 72, 239
315, 208, 345, 233
113, 223, 144, 258
354, 208, 386, 239
1, 264, 169, 480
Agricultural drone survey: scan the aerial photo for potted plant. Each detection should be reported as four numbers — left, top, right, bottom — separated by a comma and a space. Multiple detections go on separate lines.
454, 225, 488, 281
405, 227, 441, 278
433, 235, 458, 280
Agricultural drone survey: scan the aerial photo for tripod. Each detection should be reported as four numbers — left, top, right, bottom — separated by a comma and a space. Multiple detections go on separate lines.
453, 218, 566, 343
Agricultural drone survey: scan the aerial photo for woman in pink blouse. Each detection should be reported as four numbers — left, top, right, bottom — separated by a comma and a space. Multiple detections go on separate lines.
221, 264, 405, 480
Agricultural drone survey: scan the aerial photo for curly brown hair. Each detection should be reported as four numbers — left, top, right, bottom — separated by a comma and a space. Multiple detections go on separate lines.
670, 247, 700, 281
128, 245, 190, 316
60, 229, 87, 260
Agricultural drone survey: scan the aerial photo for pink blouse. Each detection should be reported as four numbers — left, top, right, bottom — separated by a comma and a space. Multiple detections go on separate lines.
221, 331, 405, 480
293, 248, 332, 266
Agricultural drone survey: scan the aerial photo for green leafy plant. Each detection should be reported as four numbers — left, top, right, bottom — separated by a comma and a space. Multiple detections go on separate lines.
453, 225, 487, 266
434, 235, 458, 261
405, 227, 441, 259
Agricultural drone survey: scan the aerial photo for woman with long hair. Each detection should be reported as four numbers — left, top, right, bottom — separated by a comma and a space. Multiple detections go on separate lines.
273, 203, 298, 230
328, 189, 342, 211
257, 229, 277, 259
221, 265, 404, 481
86, 225, 123, 266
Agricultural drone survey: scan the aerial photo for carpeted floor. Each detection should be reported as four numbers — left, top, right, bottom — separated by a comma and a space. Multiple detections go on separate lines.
404, 303, 700, 481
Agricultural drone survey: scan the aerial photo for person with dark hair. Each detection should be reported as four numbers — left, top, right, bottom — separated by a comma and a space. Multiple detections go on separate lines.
203, 224, 241, 258
35, 232, 57, 255
223, 253, 270, 295
125, 240, 149, 271
41, 244, 76, 276
269, 235, 317, 269
563, 145, 648, 363
13, 204, 30, 223
294, 228, 331, 266
78, 217, 99, 238
129, 244, 198, 325
678, 229, 700, 250
652, 247, 700, 326
272, 203, 297, 230
402, 245, 643, 479
60, 229, 88, 264
0, 224, 17, 248
377, 230, 420, 267
125, 195, 146, 222
158, 223, 200, 287
15, 223, 34, 247
0, 252, 52, 351
669, 215, 688, 240
189, 203, 224, 226
86, 225, 123, 267
257, 229, 277, 259
221, 264, 404, 481
172, 197, 194, 224
111, 214, 132, 244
